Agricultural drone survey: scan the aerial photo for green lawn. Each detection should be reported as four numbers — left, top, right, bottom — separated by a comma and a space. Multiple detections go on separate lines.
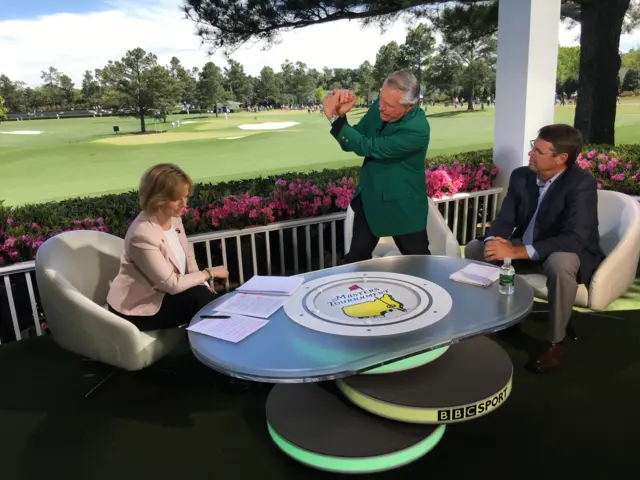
1, 103, 640, 206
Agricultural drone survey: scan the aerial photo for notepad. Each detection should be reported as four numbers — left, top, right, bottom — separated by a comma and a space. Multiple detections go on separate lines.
236, 275, 304, 296
449, 263, 501, 287
187, 314, 268, 343
214, 293, 288, 319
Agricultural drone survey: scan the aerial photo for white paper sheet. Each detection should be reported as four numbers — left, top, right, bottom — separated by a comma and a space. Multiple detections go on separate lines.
449, 263, 501, 287
186, 314, 268, 343
236, 275, 304, 296
214, 293, 288, 319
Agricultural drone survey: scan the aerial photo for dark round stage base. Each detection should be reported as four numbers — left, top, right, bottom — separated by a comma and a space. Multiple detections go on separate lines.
337, 336, 513, 424
266, 382, 446, 474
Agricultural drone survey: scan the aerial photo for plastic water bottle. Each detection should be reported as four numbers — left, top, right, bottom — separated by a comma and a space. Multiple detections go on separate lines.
499, 258, 515, 295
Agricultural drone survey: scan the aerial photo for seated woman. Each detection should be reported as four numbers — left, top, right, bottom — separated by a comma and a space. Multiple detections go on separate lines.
107, 164, 250, 391
107, 163, 225, 330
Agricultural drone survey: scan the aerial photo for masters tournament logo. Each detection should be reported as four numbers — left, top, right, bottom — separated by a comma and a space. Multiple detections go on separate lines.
285, 272, 449, 336
329, 285, 407, 319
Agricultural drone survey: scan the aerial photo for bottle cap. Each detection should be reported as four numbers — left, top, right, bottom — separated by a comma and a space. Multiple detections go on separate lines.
504, 258, 512, 265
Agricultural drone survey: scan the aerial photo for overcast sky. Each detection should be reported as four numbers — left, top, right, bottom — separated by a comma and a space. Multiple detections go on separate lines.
1, 0, 639, 87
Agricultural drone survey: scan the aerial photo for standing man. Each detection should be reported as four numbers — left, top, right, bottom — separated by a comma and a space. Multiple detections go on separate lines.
323, 71, 431, 264
465, 124, 605, 373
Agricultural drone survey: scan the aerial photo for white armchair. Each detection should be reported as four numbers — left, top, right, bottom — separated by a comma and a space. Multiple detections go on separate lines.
520, 190, 640, 311
35, 230, 183, 374
344, 197, 461, 258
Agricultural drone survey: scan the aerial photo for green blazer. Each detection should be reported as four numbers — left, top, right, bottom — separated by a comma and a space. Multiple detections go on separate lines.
330, 99, 430, 237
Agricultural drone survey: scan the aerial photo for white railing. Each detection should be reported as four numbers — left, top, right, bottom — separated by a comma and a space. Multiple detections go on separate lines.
0, 188, 502, 343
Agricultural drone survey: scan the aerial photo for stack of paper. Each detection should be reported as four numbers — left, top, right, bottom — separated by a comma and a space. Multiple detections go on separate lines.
449, 263, 501, 287
236, 275, 304, 296
187, 314, 268, 343
214, 293, 288, 319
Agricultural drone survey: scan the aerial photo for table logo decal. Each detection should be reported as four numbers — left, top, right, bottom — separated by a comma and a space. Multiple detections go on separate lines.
328, 287, 408, 318
285, 272, 453, 337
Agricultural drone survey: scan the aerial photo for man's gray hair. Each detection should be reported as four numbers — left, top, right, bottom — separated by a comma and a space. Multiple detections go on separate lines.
383, 71, 421, 105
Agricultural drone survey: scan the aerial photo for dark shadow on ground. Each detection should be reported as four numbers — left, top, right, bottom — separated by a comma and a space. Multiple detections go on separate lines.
2, 309, 639, 479
427, 110, 481, 119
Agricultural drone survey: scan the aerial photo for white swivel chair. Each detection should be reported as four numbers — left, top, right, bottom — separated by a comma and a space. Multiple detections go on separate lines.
35, 230, 184, 394
344, 197, 461, 258
520, 190, 640, 311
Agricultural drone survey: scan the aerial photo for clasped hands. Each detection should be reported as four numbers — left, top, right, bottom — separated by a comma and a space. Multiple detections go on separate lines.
483, 237, 515, 263
322, 88, 358, 120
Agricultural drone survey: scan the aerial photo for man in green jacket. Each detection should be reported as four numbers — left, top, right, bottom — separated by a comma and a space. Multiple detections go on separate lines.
323, 71, 430, 264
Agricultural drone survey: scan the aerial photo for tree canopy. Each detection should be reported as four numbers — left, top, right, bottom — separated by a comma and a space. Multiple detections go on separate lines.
0, 95, 7, 121
183, 0, 640, 144
622, 68, 640, 91
182, 0, 637, 54
622, 47, 640, 69
2, 1, 638, 138
98, 48, 180, 132
182, 0, 489, 54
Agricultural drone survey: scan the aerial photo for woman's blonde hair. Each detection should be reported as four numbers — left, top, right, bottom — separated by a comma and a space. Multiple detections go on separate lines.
139, 163, 193, 215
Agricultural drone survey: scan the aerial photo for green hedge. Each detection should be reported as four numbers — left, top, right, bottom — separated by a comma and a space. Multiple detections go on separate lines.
1, 150, 495, 238
0, 166, 360, 239
1, 144, 639, 268
3, 144, 639, 231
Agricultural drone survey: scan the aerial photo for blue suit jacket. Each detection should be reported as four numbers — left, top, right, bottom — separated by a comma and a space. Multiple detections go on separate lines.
486, 164, 605, 285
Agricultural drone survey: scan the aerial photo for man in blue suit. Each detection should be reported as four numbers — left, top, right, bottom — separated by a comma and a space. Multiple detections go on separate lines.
465, 124, 605, 373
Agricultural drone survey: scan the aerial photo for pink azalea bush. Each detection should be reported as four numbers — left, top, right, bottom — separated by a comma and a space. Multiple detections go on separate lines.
425, 162, 499, 198
576, 150, 640, 195
0, 216, 109, 266
180, 177, 356, 233
0, 167, 495, 266
4, 145, 639, 268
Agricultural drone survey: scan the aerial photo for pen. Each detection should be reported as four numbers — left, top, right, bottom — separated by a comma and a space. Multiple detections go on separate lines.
200, 314, 231, 319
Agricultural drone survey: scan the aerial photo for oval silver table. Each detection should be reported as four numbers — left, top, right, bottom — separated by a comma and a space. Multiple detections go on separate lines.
188, 255, 534, 382
188, 255, 534, 474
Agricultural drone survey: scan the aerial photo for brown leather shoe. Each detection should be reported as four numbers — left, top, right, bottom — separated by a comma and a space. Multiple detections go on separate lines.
533, 341, 565, 373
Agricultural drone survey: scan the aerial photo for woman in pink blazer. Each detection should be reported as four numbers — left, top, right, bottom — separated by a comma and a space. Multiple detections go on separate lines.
107, 163, 228, 331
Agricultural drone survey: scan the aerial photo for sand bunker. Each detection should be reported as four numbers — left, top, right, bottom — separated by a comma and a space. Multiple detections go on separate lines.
181, 121, 197, 124
0, 130, 43, 135
94, 130, 259, 146
238, 122, 299, 131
222, 136, 244, 140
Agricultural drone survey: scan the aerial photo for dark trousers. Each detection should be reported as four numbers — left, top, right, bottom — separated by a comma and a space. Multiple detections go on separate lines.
109, 285, 217, 331
344, 194, 430, 264
465, 239, 580, 343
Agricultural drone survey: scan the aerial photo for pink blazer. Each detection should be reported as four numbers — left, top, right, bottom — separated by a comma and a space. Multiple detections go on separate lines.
107, 212, 207, 316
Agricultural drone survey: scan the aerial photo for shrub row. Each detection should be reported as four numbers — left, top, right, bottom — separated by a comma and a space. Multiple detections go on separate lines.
2, 144, 640, 267
0, 150, 497, 266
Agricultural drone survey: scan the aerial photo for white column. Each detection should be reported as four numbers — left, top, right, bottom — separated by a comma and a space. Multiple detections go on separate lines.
493, 0, 562, 190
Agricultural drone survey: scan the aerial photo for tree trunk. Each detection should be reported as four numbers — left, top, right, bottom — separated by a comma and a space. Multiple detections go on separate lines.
574, 0, 629, 145
140, 113, 146, 133
468, 86, 474, 111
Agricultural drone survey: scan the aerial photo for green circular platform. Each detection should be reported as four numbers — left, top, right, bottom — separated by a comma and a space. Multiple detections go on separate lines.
266, 382, 446, 474
337, 336, 513, 424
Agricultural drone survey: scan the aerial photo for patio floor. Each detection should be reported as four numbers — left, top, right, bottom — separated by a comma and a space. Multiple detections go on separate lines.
1, 278, 639, 480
